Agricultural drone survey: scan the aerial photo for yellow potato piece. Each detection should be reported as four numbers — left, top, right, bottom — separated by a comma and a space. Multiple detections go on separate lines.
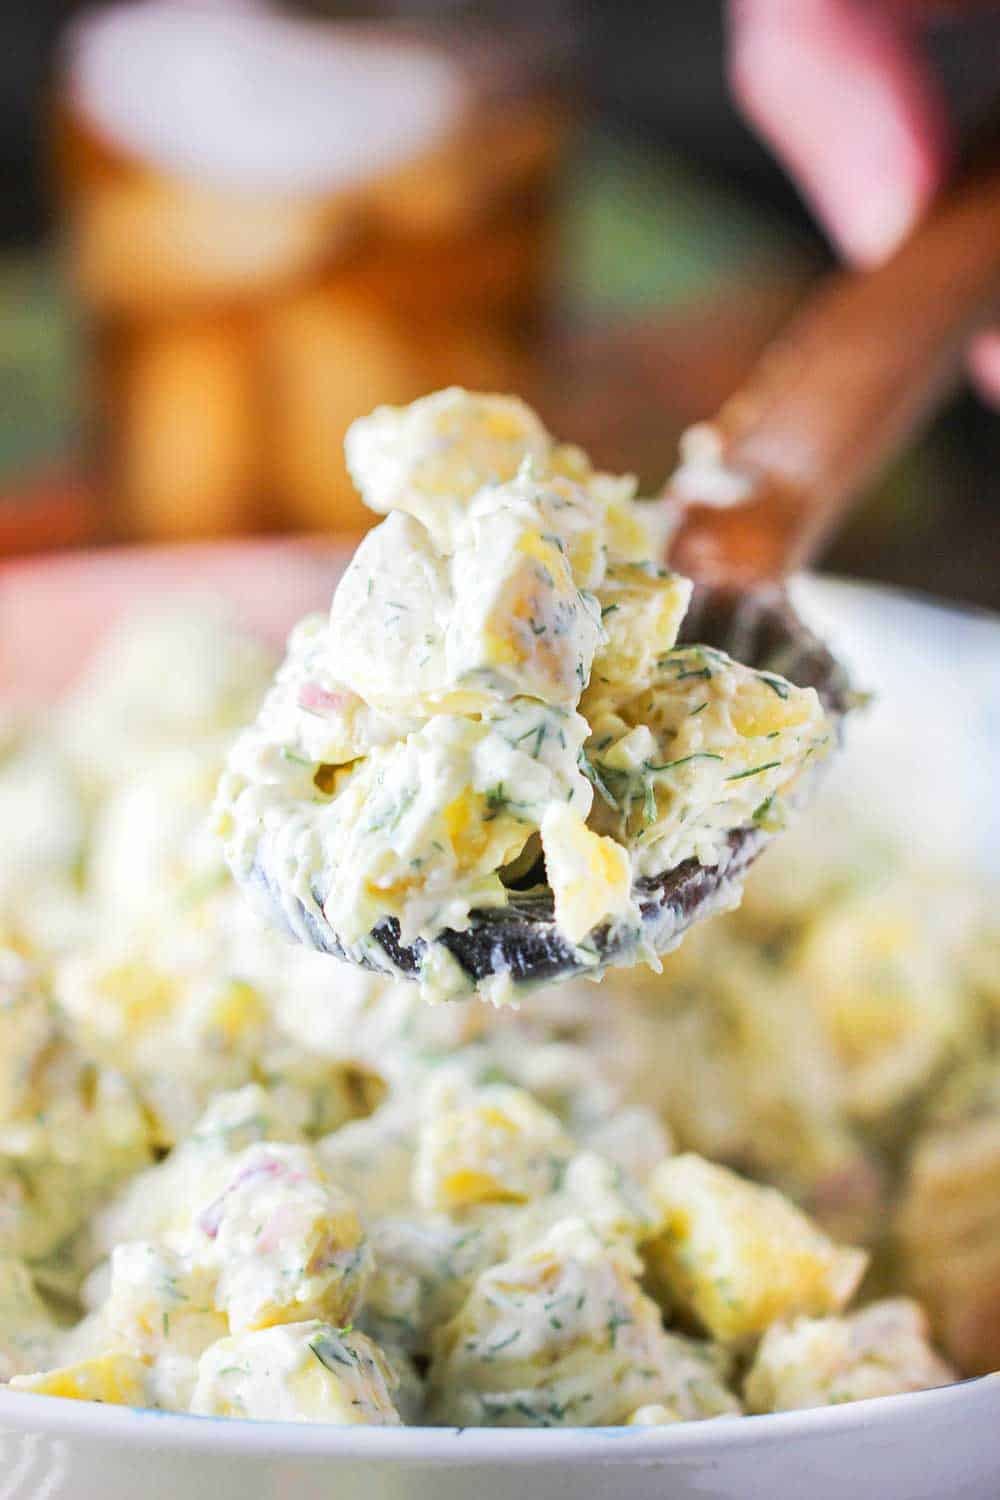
414, 1083, 572, 1211
541, 804, 635, 945
645, 1155, 867, 1344
12, 1353, 150, 1407
589, 565, 692, 696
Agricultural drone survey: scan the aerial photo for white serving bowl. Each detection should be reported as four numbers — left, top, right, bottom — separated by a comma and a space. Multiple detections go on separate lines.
0, 541, 997, 1499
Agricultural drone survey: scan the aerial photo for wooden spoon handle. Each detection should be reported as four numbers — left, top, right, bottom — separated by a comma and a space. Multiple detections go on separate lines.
667, 128, 1000, 586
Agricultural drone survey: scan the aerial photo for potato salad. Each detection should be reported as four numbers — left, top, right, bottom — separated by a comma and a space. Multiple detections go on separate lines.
215, 389, 833, 1001
2, 592, 994, 1427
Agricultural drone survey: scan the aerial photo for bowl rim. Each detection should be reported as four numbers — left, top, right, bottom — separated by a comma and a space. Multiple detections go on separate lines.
0, 1375, 995, 1462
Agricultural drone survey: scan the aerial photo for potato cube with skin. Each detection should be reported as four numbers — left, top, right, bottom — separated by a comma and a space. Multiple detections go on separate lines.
343, 388, 658, 572
345, 388, 552, 546
104, 1243, 224, 1354
327, 511, 451, 714
743, 1299, 955, 1413
191, 1142, 371, 1333
429, 1219, 740, 1427
413, 1081, 573, 1212
793, 886, 969, 1121
540, 803, 638, 946
191, 1321, 401, 1424
507, 474, 610, 591
11, 1352, 151, 1407
91, 1084, 309, 1256
644, 1155, 867, 1344
588, 564, 692, 698
446, 500, 603, 707
268, 614, 421, 769
895, 1064, 1000, 1375
98, 1244, 227, 1409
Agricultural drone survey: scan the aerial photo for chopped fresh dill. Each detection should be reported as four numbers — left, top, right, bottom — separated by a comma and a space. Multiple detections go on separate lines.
752, 795, 776, 825
483, 1329, 522, 1360
645, 752, 724, 773
485, 783, 507, 820
726, 761, 781, 782
309, 1331, 355, 1372
363, 786, 416, 834
578, 750, 619, 809
513, 722, 547, 759
606, 1303, 633, 1347
757, 672, 790, 699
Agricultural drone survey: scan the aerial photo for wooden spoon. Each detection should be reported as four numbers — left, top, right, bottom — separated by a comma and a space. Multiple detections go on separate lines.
251, 132, 1000, 992
667, 123, 1000, 588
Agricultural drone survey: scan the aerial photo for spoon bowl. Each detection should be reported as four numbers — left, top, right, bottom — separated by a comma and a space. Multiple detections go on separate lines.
246, 585, 851, 992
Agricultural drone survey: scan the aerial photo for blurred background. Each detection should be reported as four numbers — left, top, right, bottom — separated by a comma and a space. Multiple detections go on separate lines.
0, 0, 997, 607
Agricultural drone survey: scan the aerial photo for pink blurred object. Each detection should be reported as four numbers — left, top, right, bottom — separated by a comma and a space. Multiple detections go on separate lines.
0, 536, 349, 704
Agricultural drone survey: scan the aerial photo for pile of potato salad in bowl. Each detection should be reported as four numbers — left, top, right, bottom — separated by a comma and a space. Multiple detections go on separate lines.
3, 528, 999, 1428
215, 388, 834, 1002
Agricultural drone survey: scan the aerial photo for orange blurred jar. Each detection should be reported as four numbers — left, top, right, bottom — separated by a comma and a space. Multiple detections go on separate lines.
55, 2, 570, 539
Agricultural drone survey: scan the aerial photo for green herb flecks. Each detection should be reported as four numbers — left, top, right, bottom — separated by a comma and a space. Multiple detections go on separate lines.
309, 1330, 356, 1373
757, 672, 790, 700
726, 761, 781, 782
363, 786, 417, 835
644, 752, 724, 773
578, 749, 620, 810
606, 1303, 634, 1348
483, 1329, 522, 1360
513, 721, 548, 760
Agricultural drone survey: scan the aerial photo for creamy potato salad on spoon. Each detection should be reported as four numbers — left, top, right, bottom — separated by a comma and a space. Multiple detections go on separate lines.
216, 389, 839, 1002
